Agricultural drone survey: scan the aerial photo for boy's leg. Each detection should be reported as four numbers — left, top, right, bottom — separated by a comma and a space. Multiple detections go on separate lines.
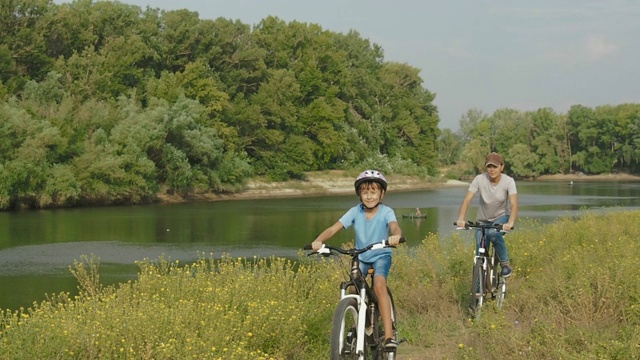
374, 277, 395, 345
372, 255, 397, 349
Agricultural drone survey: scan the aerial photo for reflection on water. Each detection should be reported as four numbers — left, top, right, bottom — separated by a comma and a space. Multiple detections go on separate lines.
1, 181, 639, 310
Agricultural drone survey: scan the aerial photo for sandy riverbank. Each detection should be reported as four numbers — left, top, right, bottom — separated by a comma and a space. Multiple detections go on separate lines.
158, 171, 468, 203
157, 170, 640, 203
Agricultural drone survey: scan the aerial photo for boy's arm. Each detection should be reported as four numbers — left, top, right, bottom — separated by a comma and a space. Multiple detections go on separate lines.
311, 221, 343, 250
388, 221, 402, 245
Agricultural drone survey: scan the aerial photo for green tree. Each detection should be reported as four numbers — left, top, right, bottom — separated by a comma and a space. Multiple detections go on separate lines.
437, 128, 463, 166
508, 143, 539, 178
0, 0, 54, 87
568, 105, 614, 174
458, 108, 488, 142
529, 108, 563, 174
460, 139, 490, 174
491, 108, 531, 156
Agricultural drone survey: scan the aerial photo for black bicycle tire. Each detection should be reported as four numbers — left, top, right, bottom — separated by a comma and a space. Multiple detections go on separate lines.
386, 288, 398, 360
489, 253, 505, 307
490, 254, 500, 298
495, 263, 507, 308
330, 297, 363, 360
470, 259, 484, 314
371, 302, 382, 359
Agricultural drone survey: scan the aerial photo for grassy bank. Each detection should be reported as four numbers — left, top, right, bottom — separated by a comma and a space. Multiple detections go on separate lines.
2, 211, 639, 359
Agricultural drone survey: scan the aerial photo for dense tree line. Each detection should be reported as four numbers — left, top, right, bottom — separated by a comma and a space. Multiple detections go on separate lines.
0, 0, 439, 209
2, 1, 638, 210
438, 103, 640, 179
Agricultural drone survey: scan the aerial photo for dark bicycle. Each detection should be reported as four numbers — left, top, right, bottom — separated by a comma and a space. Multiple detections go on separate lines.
304, 239, 406, 360
455, 221, 510, 316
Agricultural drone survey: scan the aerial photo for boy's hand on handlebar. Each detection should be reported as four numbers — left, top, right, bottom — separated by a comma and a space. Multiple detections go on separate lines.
388, 235, 402, 246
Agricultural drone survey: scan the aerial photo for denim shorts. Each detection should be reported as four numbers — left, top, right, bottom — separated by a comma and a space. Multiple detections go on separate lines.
359, 254, 392, 279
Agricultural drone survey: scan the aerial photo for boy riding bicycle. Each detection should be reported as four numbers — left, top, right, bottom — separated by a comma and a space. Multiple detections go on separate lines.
456, 152, 518, 277
312, 170, 402, 350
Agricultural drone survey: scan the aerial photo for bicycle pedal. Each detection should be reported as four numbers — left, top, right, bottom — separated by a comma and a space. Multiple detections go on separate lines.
365, 325, 373, 336
399, 337, 408, 344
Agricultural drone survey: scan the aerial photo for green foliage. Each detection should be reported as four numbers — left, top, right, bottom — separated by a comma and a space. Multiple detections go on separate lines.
454, 103, 640, 179
437, 128, 463, 165
0, 254, 335, 359
508, 143, 539, 178
0, 1, 441, 208
13, 0, 640, 206
393, 211, 640, 358
3, 211, 640, 358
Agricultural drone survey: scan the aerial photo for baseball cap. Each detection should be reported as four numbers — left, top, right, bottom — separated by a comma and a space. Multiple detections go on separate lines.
485, 152, 504, 167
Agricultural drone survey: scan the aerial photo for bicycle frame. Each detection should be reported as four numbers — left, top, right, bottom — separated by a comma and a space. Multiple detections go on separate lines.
456, 221, 508, 314
339, 256, 378, 357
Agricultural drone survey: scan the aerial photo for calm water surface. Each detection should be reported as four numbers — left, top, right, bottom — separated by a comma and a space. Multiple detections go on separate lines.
1, 181, 639, 310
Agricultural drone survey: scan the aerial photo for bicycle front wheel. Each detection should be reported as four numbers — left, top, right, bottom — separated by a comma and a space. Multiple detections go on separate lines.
490, 255, 507, 308
495, 273, 507, 308
331, 297, 364, 360
469, 259, 485, 315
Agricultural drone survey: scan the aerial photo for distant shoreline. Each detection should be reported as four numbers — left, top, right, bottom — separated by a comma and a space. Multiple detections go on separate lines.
157, 171, 640, 204
158, 172, 463, 203
535, 173, 640, 182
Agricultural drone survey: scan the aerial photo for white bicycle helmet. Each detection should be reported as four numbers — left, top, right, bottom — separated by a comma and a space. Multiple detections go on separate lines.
354, 170, 388, 195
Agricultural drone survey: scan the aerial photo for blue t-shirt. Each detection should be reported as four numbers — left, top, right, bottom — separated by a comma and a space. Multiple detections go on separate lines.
339, 204, 397, 263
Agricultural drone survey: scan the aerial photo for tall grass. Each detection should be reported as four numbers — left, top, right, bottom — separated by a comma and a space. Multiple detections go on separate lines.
2, 211, 640, 359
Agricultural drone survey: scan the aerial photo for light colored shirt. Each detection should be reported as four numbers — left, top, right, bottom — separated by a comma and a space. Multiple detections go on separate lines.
339, 204, 397, 262
468, 173, 517, 222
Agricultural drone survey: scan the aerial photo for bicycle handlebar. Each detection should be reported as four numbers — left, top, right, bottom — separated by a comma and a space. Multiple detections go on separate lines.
453, 221, 514, 231
303, 238, 407, 255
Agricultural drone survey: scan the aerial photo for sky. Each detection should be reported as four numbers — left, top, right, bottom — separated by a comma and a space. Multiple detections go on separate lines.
65, 1, 640, 130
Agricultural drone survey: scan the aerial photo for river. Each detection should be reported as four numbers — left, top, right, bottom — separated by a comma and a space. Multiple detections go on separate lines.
1, 180, 639, 310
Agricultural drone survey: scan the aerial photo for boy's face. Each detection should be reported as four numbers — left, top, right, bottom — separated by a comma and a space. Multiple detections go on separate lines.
359, 183, 384, 207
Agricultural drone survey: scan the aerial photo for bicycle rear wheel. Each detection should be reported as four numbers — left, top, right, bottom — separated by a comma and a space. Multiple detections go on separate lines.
331, 297, 365, 360
469, 259, 485, 315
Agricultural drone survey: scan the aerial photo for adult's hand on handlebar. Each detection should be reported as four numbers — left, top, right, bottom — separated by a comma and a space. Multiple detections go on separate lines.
501, 223, 514, 231
455, 220, 467, 228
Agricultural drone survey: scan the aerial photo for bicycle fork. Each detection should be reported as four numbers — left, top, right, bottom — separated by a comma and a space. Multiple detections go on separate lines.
340, 287, 369, 358
357, 286, 372, 358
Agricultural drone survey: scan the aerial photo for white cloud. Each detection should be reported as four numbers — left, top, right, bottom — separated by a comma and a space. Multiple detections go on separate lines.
543, 34, 619, 65
585, 34, 619, 62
